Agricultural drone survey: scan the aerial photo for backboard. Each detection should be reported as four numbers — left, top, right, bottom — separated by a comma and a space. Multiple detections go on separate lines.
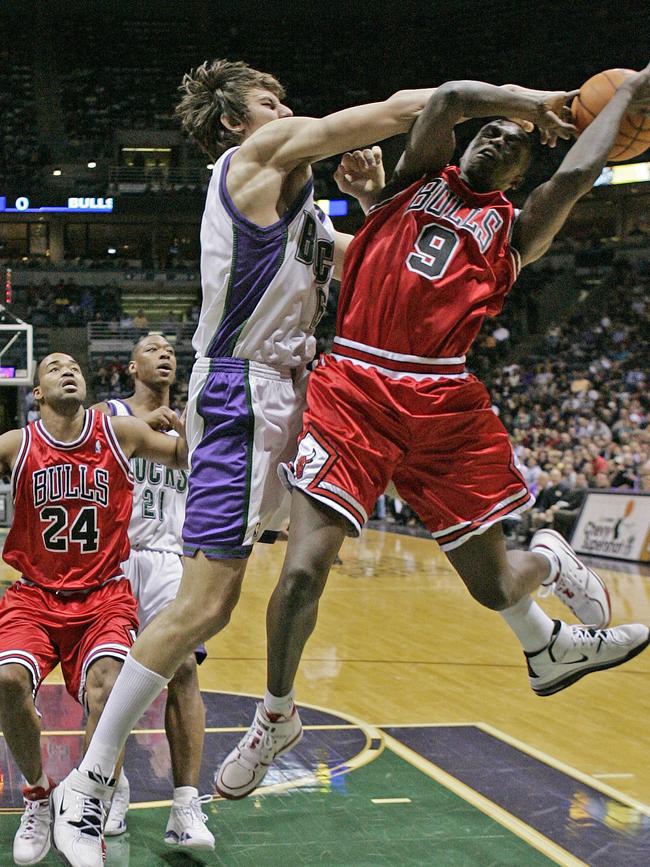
0, 322, 34, 387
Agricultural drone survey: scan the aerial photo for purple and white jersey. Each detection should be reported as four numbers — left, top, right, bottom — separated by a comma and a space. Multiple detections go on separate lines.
193, 147, 336, 368
108, 399, 187, 555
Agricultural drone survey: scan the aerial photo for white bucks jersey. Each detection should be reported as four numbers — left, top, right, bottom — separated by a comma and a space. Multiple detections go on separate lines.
193, 146, 336, 367
107, 400, 187, 554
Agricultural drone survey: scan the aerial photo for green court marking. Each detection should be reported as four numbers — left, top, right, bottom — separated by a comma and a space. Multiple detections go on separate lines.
0, 750, 554, 866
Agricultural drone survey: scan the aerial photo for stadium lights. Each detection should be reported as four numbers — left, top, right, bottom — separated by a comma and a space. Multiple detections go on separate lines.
206, 163, 214, 170
52, 169, 62, 176
87, 161, 97, 169
594, 160, 650, 187
107, 247, 117, 255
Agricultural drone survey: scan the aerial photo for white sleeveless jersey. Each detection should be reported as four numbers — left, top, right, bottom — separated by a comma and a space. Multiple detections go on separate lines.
192, 146, 336, 367
107, 399, 187, 555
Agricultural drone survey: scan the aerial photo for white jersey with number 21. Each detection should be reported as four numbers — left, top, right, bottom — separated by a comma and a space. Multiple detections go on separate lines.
108, 399, 187, 555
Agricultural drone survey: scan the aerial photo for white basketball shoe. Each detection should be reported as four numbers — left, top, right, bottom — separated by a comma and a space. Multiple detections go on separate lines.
104, 772, 129, 837
164, 793, 215, 850
531, 529, 611, 627
50, 768, 112, 867
215, 703, 303, 799
13, 777, 55, 865
526, 619, 650, 696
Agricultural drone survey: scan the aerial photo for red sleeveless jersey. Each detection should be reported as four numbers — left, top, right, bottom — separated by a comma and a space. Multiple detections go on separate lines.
336, 165, 520, 361
4, 410, 134, 592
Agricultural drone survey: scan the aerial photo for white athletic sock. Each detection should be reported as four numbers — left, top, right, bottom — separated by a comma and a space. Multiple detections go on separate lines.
27, 771, 50, 792
500, 595, 555, 653
533, 548, 561, 585
173, 785, 198, 805
79, 654, 170, 782
264, 688, 294, 718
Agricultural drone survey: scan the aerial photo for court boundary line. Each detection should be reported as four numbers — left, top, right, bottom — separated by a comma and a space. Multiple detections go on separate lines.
0, 689, 384, 813
382, 730, 587, 867
377, 721, 650, 817
476, 721, 650, 817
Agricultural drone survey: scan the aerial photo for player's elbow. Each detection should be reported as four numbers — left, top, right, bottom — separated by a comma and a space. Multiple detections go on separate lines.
428, 81, 472, 112
553, 164, 600, 199
387, 85, 458, 123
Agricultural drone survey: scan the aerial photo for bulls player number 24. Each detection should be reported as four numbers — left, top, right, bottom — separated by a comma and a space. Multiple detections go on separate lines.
40, 506, 99, 553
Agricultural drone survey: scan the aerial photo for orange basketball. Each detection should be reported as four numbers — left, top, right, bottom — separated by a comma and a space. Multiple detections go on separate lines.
571, 69, 650, 162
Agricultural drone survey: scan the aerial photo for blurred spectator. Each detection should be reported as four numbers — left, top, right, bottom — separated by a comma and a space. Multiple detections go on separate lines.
133, 309, 149, 329
639, 461, 650, 493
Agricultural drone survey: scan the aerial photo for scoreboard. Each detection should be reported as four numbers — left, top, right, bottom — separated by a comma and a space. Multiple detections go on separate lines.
0, 196, 113, 213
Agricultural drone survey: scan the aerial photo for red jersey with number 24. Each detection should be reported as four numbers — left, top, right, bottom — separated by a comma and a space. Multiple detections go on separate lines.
4, 410, 134, 592
337, 165, 520, 360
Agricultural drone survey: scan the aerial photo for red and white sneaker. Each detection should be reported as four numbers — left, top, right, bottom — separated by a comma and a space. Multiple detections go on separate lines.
164, 793, 215, 850
531, 529, 611, 627
215, 703, 303, 799
14, 776, 55, 865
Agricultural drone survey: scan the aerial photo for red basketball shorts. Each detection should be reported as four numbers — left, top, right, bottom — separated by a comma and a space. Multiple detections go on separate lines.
280, 356, 534, 550
0, 578, 138, 707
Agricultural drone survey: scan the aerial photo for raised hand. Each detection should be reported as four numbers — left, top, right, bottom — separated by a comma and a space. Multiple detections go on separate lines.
503, 84, 579, 147
334, 146, 385, 198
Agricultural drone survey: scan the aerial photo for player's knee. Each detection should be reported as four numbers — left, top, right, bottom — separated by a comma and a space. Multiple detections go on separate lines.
200, 585, 242, 638
467, 576, 515, 611
85, 659, 122, 713
278, 565, 325, 614
0, 665, 33, 702
169, 656, 198, 692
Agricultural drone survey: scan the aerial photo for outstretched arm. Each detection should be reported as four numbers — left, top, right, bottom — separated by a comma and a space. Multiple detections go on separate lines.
228, 89, 434, 224
92, 401, 179, 432
513, 62, 650, 267
385, 81, 577, 198
109, 415, 188, 468
246, 88, 436, 171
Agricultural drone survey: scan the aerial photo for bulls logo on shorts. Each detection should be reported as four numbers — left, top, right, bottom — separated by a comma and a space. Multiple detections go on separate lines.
295, 448, 317, 480
291, 431, 333, 487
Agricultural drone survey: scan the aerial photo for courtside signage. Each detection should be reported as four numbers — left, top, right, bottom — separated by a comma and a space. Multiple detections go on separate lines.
572, 491, 650, 562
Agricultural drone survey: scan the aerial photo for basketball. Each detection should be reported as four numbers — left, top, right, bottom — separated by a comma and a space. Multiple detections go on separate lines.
571, 69, 650, 162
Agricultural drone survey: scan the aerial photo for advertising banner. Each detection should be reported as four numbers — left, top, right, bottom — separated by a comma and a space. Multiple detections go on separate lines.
572, 491, 650, 562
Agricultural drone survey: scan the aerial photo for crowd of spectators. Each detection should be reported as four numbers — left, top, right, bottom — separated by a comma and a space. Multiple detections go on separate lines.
0, 26, 40, 189
13, 279, 121, 326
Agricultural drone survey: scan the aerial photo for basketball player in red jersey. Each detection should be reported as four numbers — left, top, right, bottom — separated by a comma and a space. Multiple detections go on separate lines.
0, 352, 186, 865
215, 66, 650, 798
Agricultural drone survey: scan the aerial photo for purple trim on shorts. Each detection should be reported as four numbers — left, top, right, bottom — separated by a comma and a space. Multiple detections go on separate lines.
182, 358, 254, 559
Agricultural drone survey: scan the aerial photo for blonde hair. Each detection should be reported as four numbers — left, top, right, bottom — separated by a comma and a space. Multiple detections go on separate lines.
175, 59, 285, 159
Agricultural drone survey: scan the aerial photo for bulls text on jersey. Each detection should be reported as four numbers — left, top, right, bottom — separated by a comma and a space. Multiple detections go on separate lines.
406, 177, 504, 253
33, 464, 109, 508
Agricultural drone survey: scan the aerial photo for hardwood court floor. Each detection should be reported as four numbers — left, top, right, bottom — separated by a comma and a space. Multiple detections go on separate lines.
0, 527, 649, 865
217, 528, 650, 804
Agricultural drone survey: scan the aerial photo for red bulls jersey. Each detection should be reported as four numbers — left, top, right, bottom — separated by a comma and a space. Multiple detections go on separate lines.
336, 165, 520, 362
4, 410, 134, 592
